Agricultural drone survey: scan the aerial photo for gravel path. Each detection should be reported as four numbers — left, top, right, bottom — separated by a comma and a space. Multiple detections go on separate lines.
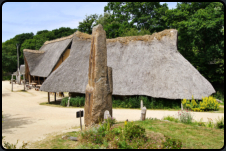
2, 81, 224, 148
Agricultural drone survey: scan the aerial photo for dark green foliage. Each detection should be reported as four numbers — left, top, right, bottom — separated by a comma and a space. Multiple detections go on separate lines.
70, 96, 85, 107
162, 2, 224, 84
2, 76, 11, 81
2, 27, 77, 77
125, 124, 145, 140
60, 95, 181, 110
60, 97, 69, 106
162, 135, 182, 149
112, 95, 181, 109
213, 91, 224, 103
78, 14, 98, 34
60, 96, 85, 107
215, 116, 224, 129
103, 117, 116, 126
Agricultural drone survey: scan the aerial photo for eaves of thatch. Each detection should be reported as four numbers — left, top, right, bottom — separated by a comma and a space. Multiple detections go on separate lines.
23, 49, 45, 76
23, 34, 73, 77
12, 71, 17, 76
40, 30, 215, 100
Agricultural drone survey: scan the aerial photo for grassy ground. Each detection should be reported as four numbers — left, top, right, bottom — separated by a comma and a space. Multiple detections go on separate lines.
27, 119, 224, 149
28, 129, 80, 149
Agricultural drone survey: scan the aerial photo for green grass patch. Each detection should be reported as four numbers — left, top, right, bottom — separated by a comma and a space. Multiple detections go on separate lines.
136, 118, 224, 149
28, 118, 224, 149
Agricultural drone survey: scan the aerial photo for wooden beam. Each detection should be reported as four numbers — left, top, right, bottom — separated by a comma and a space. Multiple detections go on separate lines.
38, 76, 40, 84
11, 79, 13, 92
23, 74, 25, 91
48, 92, 50, 103
55, 92, 56, 102
29, 74, 31, 84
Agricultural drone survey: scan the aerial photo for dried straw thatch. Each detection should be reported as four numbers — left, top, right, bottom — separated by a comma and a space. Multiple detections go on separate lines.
23, 36, 73, 77
12, 71, 17, 76
44, 34, 74, 45
40, 30, 215, 99
19, 65, 25, 75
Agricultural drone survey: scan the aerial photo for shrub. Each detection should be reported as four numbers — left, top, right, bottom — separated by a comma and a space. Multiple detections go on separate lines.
60, 96, 85, 107
215, 116, 224, 129
60, 97, 69, 106
103, 117, 116, 127
2, 137, 28, 149
162, 135, 182, 149
197, 118, 206, 127
200, 96, 220, 111
163, 115, 179, 123
124, 121, 145, 140
206, 118, 214, 128
70, 96, 85, 107
182, 95, 219, 112
2, 76, 11, 81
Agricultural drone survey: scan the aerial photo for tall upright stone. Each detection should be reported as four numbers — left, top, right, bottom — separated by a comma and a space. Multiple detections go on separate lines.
84, 24, 113, 127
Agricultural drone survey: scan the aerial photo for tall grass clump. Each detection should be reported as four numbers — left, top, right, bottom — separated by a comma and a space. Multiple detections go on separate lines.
215, 116, 224, 129
177, 109, 193, 124
163, 115, 179, 123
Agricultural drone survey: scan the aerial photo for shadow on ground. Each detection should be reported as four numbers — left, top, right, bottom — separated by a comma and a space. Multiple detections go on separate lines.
2, 114, 36, 134
2, 93, 11, 97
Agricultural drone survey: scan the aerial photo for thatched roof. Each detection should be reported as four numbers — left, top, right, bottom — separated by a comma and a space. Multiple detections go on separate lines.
23, 36, 73, 77
12, 71, 17, 76
40, 30, 215, 99
19, 65, 25, 75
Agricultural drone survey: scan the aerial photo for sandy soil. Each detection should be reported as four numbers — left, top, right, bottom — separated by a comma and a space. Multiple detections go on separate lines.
2, 81, 224, 148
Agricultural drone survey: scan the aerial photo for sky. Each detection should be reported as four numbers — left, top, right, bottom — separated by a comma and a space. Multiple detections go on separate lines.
2, 2, 178, 43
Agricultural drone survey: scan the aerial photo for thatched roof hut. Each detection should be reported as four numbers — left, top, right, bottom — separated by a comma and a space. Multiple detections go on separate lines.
40, 29, 215, 99
23, 35, 73, 78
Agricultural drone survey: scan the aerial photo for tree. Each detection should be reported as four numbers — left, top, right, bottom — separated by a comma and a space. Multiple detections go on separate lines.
104, 2, 169, 34
52, 27, 77, 39
162, 2, 224, 84
2, 27, 77, 75
78, 14, 98, 34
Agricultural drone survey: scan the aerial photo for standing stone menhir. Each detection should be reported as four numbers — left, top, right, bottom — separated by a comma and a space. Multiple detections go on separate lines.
84, 24, 113, 127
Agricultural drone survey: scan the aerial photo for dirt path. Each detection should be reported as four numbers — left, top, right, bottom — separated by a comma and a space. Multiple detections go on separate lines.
2, 81, 224, 148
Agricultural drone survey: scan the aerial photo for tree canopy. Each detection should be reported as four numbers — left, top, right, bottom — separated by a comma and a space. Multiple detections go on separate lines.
2, 2, 224, 88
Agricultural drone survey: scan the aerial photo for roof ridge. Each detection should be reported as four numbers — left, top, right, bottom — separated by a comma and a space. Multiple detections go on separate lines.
44, 33, 74, 45
23, 49, 45, 53
74, 29, 176, 44
106, 29, 176, 44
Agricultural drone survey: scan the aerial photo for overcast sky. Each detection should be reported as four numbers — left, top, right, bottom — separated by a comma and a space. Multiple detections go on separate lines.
2, 2, 178, 43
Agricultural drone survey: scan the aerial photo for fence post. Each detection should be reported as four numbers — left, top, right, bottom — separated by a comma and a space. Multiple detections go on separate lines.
80, 110, 82, 131
141, 107, 147, 121
11, 79, 13, 92
48, 92, 50, 103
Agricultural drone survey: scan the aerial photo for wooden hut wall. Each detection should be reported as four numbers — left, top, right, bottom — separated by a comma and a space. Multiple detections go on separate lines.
52, 49, 71, 72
